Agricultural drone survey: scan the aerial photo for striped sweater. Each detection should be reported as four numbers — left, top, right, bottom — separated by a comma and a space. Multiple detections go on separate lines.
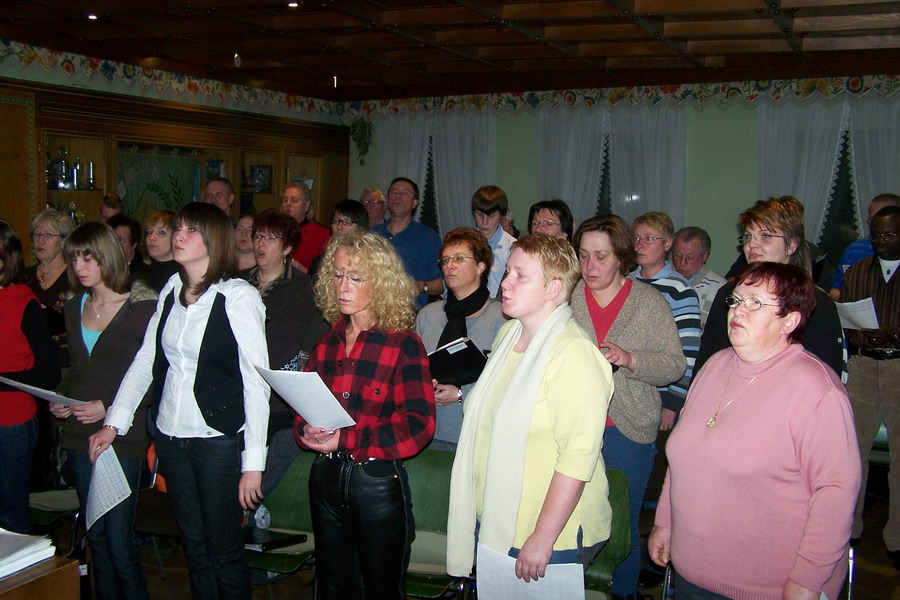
630, 262, 701, 412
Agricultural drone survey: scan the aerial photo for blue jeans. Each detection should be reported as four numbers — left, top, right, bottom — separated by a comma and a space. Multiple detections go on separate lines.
154, 434, 250, 600
602, 424, 657, 598
65, 449, 148, 600
0, 417, 38, 533
677, 575, 733, 599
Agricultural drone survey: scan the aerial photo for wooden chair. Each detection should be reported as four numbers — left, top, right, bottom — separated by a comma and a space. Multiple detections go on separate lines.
584, 468, 631, 599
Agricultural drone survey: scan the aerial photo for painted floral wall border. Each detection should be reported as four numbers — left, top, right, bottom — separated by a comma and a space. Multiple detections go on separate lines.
2, 39, 897, 121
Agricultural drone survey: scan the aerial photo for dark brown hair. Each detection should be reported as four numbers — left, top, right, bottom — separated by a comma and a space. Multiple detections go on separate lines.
252, 209, 301, 255
65, 222, 130, 294
173, 202, 235, 296
573, 215, 637, 277
440, 227, 494, 286
0, 220, 26, 286
734, 261, 816, 344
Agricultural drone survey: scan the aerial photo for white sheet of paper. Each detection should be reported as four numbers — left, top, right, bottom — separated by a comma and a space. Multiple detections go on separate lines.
255, 367, 356, 430
475, 543, 585, 600
86, 446, 132, 530
0, 375, 87, 405
835, 298, 879, 330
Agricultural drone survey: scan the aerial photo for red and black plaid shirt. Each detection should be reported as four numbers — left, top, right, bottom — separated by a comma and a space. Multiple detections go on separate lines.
295, 317, 435, 461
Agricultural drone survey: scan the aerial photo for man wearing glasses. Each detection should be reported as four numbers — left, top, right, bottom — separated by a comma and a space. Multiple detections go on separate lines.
672, 227, 726, 331
359, 187, 387, 227
280, 182, 331, 272
630, 212, 701, 432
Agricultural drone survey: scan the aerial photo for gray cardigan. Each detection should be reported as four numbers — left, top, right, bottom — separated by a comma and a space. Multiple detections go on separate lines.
570, 279, 686, 443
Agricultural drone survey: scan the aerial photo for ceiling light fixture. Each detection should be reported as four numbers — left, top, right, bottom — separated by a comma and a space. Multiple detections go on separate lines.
333, 74, 337, 88
87, 14, 98, 20
288, 2, 299, 7
233, 52, 241, 68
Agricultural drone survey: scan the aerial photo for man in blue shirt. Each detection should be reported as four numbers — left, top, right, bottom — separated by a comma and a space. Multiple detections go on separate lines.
372, 177, 443, 309
830, 193, 899, 300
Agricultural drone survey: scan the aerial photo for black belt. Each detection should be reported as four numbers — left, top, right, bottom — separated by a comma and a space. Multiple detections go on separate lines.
323, 451, 377, 463
860, 347, 900, 361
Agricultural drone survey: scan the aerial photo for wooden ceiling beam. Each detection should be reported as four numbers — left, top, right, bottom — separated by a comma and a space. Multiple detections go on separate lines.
544, 23, 648, 40
603, 0, 705, 67
794, 13, 900, 31
764, 0, 803, 53
804, 34, 900, 49
580, 40, 676, 56
501, 1, 620, 20
635, 0, 765, 13
664, 19, 780, 36
606, 56, 698, 68
479, 44, 564, 59
381, 6, 487, 26
687, 39, 792, 53
434, 28, 528, 45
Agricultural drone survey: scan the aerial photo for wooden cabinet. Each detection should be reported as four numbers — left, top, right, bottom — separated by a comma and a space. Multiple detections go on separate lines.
0, 78, 348, 259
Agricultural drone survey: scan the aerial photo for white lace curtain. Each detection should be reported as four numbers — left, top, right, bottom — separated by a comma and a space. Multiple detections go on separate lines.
850, 94, 900, 234
375, 112, 430, 216
432, 111, 496, 234
757, 98, 847, 243
537, 105, 610, 227
608, 104, 687, 226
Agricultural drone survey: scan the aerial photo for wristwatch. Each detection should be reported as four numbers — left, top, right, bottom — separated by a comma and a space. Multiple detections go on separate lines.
456, 388, 463, 403
422, 282, 429, 294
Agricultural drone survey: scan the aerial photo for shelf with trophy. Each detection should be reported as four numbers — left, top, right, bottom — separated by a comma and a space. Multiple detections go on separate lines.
43, 133, 107, 225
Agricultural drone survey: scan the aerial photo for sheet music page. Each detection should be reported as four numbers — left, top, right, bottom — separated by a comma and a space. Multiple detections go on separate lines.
475, 543, 585, 600
255, 367, 356, 430
0, 375, 87, 405
835, 298, 879, 330
86, 446, 132, 530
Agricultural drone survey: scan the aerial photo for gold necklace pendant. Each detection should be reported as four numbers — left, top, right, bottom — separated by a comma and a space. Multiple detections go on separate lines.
706, 416, 717, 428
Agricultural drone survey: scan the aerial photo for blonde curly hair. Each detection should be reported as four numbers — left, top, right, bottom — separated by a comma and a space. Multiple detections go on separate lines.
314, 231, 417, 331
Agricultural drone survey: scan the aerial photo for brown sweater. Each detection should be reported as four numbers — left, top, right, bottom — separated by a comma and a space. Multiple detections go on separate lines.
56, 283, 157, 460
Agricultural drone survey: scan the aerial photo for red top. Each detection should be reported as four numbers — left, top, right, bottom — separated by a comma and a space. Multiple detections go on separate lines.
0, 284, 39, 425
584, 279, 631, 427
291, 220, 331, 271
294, 317, 436, 461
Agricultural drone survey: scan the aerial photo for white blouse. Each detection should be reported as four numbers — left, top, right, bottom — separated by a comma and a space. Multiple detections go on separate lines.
105, 275, 270, 471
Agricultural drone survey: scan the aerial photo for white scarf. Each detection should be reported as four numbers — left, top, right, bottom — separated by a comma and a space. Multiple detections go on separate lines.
446, 303, 573, 576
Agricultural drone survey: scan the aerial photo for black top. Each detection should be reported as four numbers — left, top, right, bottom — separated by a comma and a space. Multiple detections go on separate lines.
26, 265, 71, 367
133, 259, 179, 293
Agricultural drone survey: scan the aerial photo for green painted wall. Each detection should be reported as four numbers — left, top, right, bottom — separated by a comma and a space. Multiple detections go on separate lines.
685, 105, 759, 275
347, 106, 761, 275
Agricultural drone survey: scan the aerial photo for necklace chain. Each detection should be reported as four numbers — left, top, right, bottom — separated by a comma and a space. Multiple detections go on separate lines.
707, 365, 757, 428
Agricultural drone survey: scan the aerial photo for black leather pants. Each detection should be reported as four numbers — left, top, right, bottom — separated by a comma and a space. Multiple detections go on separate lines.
309, 454, 415, 600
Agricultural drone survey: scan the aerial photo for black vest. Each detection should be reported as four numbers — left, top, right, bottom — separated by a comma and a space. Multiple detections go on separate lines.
150, 290, 245, 436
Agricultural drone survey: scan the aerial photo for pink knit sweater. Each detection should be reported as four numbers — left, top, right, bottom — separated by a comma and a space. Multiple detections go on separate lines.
655, 344, 860, 600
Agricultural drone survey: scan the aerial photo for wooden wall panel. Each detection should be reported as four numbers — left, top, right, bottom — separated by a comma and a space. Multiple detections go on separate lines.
0, 87, 36, 257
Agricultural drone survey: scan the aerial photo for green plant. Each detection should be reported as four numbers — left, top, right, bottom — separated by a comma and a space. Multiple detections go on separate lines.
350, 115, 374, 166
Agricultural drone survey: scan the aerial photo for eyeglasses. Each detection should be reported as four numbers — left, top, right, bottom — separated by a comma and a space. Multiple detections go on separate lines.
738, 232, 785, 244
205, 191, 228, 199
531, 220, 560, 229
725, 294, 780, 311
871, 232, 897, 241
362, 198, 385, 206
31, 232, 63, 240
673, 252, 704, 263
438, 255, 476, 267
253, 233, 282, 243
332, 271, 365, 286
235, 225, 251, 234
633, 235, 665, 245
331, 218, 356, 227
281, 196, 304, 204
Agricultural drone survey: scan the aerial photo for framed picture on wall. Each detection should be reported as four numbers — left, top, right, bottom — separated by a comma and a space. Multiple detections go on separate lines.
251, 165, 273, 193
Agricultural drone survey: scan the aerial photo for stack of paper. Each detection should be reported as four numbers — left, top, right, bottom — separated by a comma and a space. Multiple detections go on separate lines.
0, 528, 56, 579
